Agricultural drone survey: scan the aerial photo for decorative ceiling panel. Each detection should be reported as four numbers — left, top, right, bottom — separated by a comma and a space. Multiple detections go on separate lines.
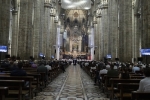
61, 0, 91, 10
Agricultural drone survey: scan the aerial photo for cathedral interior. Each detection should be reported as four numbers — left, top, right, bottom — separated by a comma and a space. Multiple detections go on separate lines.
0, 0, 150, 63
1, 0, 150, 100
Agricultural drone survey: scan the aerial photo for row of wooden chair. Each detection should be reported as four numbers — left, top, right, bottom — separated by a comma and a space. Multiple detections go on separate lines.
83, 65, 150, 100
0, 63, 69, 100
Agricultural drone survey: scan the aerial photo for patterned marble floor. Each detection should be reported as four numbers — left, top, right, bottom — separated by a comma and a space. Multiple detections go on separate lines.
33, 65, 110, 100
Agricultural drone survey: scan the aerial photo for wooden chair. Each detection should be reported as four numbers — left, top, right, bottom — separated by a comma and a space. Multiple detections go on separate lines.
0, 80, 25, 100
0, 75, 34, 99
0, 87, 8, 100
109, 78, 141, 99
132, 91, 150, 100
115, 83, 139, 100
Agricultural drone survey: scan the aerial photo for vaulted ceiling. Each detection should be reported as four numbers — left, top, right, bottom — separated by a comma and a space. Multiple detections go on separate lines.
61, 0, 92, 10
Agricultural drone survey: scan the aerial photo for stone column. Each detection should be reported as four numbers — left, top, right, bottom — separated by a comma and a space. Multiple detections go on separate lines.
78, 36, 82, 52
18, 0, 28, 59
11, 10, 18, 56
96, 8, 102, 60
44, 2, 51, 59
18, 0, 34, 59
97, 18, 101, 60
53, 21, 57, 58
93, 16, 98, 60
99, 9, 104, 60
49, 16, 53, 58
56, 25, 60, 60
133, 0, 141, 60
0, 0, 10, 59
140, 0, 150, 63
49, 8, 56, 58
119, 0, 132, 62
108, 0, 119, 60
40, 0, 45, 57
100, 1, 109, 58
133, 13, 141, 61
90, 26, 95, 60
33, 0, 42, 59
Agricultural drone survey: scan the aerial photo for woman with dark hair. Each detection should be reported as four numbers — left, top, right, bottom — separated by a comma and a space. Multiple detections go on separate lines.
137, 68, 150, 92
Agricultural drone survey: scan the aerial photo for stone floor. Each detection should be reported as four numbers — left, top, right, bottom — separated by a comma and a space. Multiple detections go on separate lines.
33, 65, 110, 100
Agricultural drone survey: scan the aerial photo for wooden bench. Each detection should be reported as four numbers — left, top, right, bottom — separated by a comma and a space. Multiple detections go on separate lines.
0, 80, 25, 100
109, 78, 141, 99
104, 76, 119, 91
0, 87, 8, 100
132, 91, 150, 100
0, 72, 40, 91
130, 74, 143, 76
27, 73, 40, 89
130, 76, 145, 79
0, 75, 34, 99
115, 83, 139, 100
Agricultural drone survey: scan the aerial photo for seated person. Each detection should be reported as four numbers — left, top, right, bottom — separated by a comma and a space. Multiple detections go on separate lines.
132, 64, 140, 73
119, 67, 130, 79
99, 66, 108, 74
31, 61, 37, 68
37, 62, 48, 81
45, 63, 51, 71
10, 62, 27, 76
137, 68, 150, 92
107, 65, 119, 77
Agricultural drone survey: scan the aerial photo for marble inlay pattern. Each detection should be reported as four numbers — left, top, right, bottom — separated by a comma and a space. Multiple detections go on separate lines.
34, 71, 68, 100
32, 65, 110, 100
59, 66, 84, 99
80, 68, 109, 100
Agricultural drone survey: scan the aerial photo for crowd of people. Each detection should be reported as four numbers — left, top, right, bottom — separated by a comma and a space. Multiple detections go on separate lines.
0, 57, 68, 79
1, 57, 150, 93
79, 60, 150, 92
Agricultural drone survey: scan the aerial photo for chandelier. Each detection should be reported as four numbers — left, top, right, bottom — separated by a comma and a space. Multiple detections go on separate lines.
61, 0, 91, 10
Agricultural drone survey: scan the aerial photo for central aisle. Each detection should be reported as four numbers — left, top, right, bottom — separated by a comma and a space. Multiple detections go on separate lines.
34, 65, 109, 100
56, 65, 86, 100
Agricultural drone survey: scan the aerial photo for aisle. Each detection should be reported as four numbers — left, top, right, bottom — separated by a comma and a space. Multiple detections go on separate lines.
33, 65, 109, 100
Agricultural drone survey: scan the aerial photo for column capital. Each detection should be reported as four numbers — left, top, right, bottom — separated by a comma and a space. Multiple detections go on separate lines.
44, 3, 52, 8
12, 10, 18, 15
96, 9, 102, 18
50, 8, 56, 17
99, 4, 108, 9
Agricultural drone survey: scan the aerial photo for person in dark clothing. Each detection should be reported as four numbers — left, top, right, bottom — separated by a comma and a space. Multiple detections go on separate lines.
107, 65, 119, 77
37, 62, 48, 81
10, 62, 27, 76
73, 59, 77, 65
60, 62, 65, 73
94, 65, 100, 85
119, 67, 130, 79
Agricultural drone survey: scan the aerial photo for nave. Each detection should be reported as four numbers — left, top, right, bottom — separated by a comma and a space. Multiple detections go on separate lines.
33, 65, 109, 100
